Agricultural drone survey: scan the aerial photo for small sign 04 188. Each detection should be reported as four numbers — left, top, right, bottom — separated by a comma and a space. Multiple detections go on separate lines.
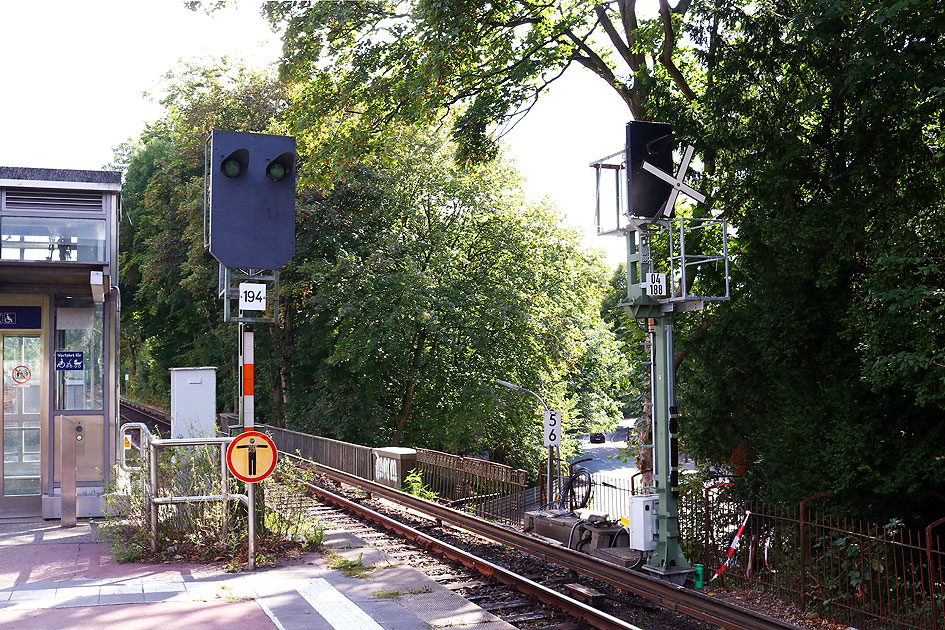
238, 282, 267, 311
644, 272, 667, 297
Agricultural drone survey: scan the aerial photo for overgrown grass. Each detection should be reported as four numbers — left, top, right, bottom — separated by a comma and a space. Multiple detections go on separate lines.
328, 551, 371, 578
403, 468, 439, 501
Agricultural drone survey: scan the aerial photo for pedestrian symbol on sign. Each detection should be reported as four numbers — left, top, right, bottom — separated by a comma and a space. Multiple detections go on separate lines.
236, 437, 269, 476
226, 431, 278, 483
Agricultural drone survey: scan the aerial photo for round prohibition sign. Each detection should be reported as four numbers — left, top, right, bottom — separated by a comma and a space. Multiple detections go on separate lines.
226, 431, 278, 483
11, 365, 31, 384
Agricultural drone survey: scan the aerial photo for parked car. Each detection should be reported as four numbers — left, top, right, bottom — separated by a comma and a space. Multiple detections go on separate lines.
589, 432, 606, 443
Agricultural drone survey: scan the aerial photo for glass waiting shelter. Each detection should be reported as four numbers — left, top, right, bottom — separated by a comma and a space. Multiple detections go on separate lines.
0, 167, 119, 518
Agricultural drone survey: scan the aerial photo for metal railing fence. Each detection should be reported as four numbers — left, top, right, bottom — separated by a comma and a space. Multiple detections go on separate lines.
257, 424, 375, 482
678, 483, 945, 630
118, 422, 256, 566
415, 448, 528, 526
251, 426, 529, 526
585, 472, 645, 517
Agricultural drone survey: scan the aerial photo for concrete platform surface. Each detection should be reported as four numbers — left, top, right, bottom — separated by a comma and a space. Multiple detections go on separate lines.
0, 517, 516, 630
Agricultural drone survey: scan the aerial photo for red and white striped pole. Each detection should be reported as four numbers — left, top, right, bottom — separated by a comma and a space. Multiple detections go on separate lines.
241, 326, 254, 432
711, 510, 751, 582
239, 322, 256, 570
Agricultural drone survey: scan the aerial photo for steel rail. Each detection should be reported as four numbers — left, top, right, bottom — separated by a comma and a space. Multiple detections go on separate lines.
287, 465, 643, 630
119, 399, 171, 430
293, 457, 801, 630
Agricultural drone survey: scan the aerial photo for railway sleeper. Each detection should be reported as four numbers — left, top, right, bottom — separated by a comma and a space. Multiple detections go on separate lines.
479, 599, 532, 612
501, 610, 553, 623
563, 582, 606, 606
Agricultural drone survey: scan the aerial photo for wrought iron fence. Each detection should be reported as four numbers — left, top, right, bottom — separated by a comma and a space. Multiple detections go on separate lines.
257, 424, 375, 482
416, 448, 528, 526
585, 472, 645, 518
679, 482, 945, 630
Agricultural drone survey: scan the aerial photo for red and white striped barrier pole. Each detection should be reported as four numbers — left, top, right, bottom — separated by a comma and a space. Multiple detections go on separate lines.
242, 327, 254, 432
710, 510, 751, 582
239, 323, 256, 569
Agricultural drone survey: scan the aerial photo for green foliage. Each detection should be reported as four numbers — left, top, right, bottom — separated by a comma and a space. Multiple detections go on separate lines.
117, 59, 624, 478
853, 257, 945, 406
403, 468, 439, 501
279, 126, 624, 471
264, 460, 326, 549
124, 0, 945, 525
115, 62, 288, 410
328, 551, 371, 578
675, 0, 945, 523
102, 443, 320, 569
264, 1, 695, 186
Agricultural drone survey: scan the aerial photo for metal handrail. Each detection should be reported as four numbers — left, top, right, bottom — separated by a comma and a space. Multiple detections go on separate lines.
117, 422, 256, 567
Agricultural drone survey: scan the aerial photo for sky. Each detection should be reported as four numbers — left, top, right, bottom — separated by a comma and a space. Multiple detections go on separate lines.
0, 1, 630, 266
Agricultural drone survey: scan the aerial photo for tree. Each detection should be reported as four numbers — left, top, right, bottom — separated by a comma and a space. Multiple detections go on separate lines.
276, 126, 624, 472
117, 60, 627, 476
261, 0, 945, 520
115, 64, 289, 408
264, 0, 707, 183
677, 0, 945, 521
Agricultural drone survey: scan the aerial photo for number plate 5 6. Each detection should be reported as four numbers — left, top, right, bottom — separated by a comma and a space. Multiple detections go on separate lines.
544, 410, 562, 447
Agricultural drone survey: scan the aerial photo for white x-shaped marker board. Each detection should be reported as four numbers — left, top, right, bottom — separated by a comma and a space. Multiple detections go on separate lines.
641, 144, 706, 218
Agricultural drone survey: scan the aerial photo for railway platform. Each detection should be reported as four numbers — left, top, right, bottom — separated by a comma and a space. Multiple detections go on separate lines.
0, 517, 515, 630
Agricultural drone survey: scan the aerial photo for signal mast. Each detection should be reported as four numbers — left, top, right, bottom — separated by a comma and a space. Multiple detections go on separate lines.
591, 122, 731, 583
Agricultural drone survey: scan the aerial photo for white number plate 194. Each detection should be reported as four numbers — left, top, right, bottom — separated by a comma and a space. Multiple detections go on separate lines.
238, 282, 267, 311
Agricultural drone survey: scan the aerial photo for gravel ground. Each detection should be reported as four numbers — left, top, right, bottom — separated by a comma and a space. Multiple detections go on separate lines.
710, 588, 853, 630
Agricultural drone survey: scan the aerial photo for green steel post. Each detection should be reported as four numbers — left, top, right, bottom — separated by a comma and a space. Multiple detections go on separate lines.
646, 317, 690, 575
620, 221, 691, 581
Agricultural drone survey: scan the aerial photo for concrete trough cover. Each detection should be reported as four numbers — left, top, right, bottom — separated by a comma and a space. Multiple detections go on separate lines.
398, 588, 513, 629
322, 531, 371, 549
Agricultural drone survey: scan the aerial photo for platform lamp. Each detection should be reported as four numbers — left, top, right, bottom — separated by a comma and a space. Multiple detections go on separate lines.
495, 379, 558, 508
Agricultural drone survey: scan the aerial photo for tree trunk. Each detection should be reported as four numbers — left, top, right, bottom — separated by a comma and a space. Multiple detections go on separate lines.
394, 327, 426, 445
636, 396, 654, 487
124, 336, 137, 395
269, 336, 284, 428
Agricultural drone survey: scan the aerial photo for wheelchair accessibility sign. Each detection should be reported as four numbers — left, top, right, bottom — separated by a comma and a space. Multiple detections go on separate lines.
55, 351, 84, 371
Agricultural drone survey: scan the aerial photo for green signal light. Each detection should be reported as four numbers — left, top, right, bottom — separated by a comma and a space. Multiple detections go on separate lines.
222, 158, 242, 178
266, 162, 287, 182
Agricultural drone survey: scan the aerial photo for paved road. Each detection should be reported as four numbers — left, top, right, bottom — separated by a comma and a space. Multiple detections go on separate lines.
569, 422, 640, 480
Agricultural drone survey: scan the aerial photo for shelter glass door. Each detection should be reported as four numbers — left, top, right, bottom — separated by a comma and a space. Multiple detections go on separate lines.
2, 335, 42, 498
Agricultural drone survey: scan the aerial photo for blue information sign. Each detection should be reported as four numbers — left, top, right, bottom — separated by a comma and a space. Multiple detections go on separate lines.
0, 306, 42, 330
55, 352, 84, 371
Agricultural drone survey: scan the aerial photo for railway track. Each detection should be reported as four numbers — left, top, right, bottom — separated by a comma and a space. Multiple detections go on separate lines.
119, 399, 171, 434
290, 458, 802, 630
118, 400, 803, 630
273, 470, 657, 630
268, 478, 601, 629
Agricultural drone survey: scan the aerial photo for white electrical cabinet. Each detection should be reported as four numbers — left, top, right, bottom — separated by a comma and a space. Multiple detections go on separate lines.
628, 494, 659, 551
169, 367, 217, 438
